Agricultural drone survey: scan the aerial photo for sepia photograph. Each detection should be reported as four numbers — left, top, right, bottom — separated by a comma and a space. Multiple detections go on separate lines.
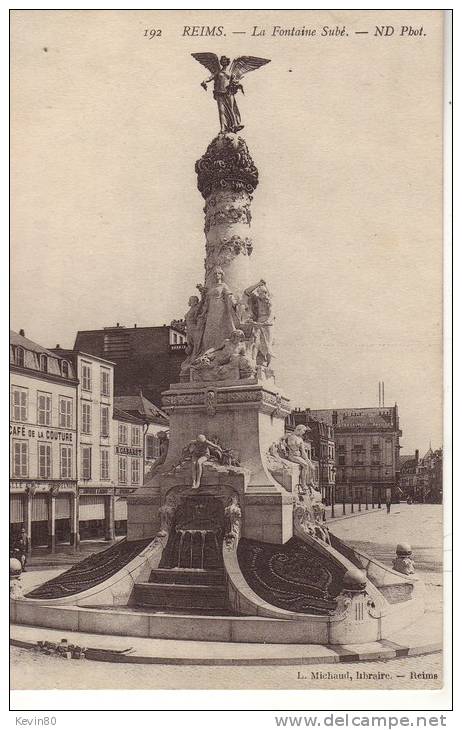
9, 8, 448, 703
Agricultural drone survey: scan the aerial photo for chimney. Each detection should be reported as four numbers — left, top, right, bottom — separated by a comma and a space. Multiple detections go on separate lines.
19, 329, 25, 337
415, 449, 419, 463
134, 323, 137, 328
55, 344, 61, 349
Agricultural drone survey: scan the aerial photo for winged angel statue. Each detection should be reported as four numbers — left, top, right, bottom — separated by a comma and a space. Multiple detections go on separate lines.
191, 53, 270, 134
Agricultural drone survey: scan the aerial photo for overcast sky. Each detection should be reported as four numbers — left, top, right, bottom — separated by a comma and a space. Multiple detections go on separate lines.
10, 10, 444, 452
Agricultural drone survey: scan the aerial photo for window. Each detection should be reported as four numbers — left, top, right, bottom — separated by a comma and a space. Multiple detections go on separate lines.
100, 406, 110, 437
100, 368, 110, 397
100, 448, 109, 480
39, 354, 48, 373
16, 347, 25, 367
81, 447, 92, 479
38, 443, 52, 478
118, 423, 128, 444
118, 456, 127, 484
338, 445, 345, 453
11, 387, 28, 421
338, 455, 346, 466
131, 458, 140, 485
37, 392, 52, 426
60, 445, 72, 479
132, 426, 140, 446
81, 362, 92, 391
61, 360, 69, 378
59, 397, 73, 428
81, 402, 92, 434
12, 440, 28, 477
146, 434, 160, 460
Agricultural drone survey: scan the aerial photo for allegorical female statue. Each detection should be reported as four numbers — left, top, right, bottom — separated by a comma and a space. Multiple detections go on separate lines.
200, 266, 238, 352
192, 53, 270, 134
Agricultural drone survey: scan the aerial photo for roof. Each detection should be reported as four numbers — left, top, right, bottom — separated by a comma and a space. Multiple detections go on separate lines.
112, 406, 145, 425
48, 348, 116, 367
11, 330, 61, 359
114, 394, 168, 424
10, 330, 77, 381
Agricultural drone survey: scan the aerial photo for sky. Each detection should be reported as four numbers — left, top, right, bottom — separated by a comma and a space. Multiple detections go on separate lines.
10, 9, 444, 453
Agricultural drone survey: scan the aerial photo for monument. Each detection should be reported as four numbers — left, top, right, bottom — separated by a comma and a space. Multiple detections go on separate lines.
15, 56, 424, 647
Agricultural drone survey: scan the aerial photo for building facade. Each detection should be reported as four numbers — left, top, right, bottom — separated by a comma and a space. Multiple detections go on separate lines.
400, 447, 443, 503
114, 393, 169, 476
309, 406, 402, 501
73, 323, 187, 407
112, 408, 145, 535
10, 331, 79, 551
286, 410, 336, 503
50, 348, 117, 542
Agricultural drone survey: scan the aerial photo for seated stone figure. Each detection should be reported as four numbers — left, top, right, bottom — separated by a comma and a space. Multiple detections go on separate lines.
190, 329, 255, 381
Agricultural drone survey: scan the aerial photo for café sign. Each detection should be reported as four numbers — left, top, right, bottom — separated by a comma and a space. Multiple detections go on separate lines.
10, 424, 74, 442
115, 445, 142, 457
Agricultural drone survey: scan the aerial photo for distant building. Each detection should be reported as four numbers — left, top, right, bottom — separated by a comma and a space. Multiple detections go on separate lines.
286, 410, 336, 503
307, 406, 402, 501
114, 393, 169, 476
74, 323, 187, 407
10, 330, 79, 551
401, 447, 443, 503
112, 407, 145, 536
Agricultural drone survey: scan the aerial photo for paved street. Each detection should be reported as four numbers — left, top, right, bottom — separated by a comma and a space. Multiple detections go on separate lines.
10, 646, 443, 691
11, 504, 445, 691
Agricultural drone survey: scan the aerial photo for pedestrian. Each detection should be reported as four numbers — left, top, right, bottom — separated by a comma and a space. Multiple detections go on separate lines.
385, 487, 392, 514
14, 527, 29, 571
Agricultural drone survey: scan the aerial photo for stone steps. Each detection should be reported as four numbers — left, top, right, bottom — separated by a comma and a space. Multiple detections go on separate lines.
149, 568, 225, 586
134, 582, 228, 611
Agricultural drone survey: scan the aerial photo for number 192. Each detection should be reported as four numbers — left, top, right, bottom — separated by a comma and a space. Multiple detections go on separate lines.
144, 28, 162, 38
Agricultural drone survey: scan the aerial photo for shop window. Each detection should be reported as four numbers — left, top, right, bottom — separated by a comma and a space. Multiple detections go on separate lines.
119, 456, 127, 484
60, 445, 72, 479
132, 426, 140, 447
81, 402, 92, 434
100, 369, 110, 397
38, 443, 52, 479
118, 423, 128, 445
12, 440, 28, 477
15, 347, 25, 367
100, 448, 110, 480
131, 458, 140, 485
100, 406, 109, 437
81, 447, 92, 480
59, 397, 72, 428
37, 392, 52, 426
11, 387, 28, 421
81, 362, 92, 391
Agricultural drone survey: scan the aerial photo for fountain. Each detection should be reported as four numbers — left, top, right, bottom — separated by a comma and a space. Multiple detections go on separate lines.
11, 54, 425, 648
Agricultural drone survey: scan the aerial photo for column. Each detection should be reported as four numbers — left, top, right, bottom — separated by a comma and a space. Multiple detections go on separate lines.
70, 492, 79, 549
23, 492, 32, 556
104, 493, 115, 541
48, 493, 56, 552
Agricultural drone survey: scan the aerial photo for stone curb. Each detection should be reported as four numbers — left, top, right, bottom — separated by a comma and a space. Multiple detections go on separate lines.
10, 625, 442, 667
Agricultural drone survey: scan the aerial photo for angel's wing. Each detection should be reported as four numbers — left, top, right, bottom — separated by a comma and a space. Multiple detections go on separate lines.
229, 56, 271, 81
191, 52, 220, 75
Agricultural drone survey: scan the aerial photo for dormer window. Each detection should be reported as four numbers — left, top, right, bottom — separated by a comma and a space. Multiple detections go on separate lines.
39, 354, 48, 373
16, 346, 25, 367
61, 360, 69, 377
